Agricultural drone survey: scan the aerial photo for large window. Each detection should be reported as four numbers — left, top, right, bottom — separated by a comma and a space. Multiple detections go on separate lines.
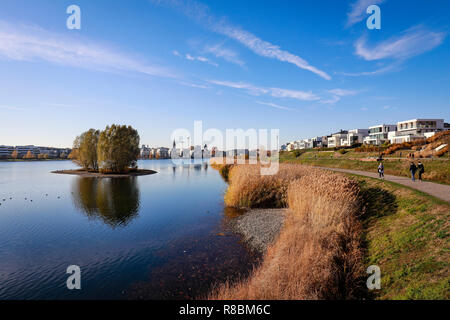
369, 127, 382, 134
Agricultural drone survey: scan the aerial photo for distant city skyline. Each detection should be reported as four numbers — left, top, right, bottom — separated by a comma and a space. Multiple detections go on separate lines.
1, 0, 449, 148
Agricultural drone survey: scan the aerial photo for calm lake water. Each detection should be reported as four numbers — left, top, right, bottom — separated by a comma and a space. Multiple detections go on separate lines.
0, 159, 257, 300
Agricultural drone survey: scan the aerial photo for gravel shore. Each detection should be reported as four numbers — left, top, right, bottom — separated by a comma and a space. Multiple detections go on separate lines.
229, 208, 287, 253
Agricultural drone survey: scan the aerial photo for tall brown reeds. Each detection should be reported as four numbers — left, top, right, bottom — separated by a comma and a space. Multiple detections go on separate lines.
210, 166, 365, 300
224, 164, 310, 208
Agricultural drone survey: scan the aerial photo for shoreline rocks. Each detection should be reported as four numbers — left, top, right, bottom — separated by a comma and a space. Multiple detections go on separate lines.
229, 208, 287, 253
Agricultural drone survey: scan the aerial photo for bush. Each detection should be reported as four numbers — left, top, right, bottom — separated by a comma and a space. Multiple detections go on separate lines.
355, 145, 385, 153
292, 149, 304, 158
426, 131, 450, 143
436, 145, 448, 157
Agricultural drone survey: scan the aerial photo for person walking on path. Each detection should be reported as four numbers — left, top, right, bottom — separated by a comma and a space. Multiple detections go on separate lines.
417, 161, 425, 182
410, 162, 417, 182
378, 162, 385, 179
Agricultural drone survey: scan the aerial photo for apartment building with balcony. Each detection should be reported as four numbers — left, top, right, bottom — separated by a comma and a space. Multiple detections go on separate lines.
327, 130, 348, 148
0, 145, 14, 158
343, 129, 369, 146
15, 145, 39, 157
363, 124, 397, 145
388, 119, 445, 144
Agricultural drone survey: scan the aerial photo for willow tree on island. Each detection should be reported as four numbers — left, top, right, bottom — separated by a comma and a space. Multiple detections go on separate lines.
72, 129, 100, 171
71, 125, 140, 173
97, 125, 140, 173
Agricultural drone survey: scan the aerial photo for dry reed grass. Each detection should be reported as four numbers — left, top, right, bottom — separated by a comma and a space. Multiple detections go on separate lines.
224, 164, 311, 208
209, 166, 365, 300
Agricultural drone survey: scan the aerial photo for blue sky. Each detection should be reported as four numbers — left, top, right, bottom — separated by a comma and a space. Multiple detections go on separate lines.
0, 0, 449, 147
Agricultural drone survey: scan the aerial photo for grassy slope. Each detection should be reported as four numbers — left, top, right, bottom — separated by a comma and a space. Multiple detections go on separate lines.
352, 175, 449, 299
280, 151, 450, 185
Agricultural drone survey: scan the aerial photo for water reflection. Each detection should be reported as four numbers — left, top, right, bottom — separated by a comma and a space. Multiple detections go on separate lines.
71, 177, 140, 227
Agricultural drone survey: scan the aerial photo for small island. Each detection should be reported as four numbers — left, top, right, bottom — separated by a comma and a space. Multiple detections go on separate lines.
54, 124, 157, 177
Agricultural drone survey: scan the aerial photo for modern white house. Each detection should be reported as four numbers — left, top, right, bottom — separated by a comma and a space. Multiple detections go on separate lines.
327, 130, 348, 148
388, 119, 445, 144
311, 136, 323, 148
321, 136, 330, 148
344, 129, 369, 146
363, 124, 397, 145
287, 140, 302, 151
282, 117, 448, 151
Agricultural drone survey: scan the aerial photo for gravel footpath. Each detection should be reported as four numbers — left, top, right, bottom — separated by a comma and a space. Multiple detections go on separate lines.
229, 208, 287, 253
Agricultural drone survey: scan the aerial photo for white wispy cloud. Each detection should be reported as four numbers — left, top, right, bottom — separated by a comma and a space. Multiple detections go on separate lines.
208, 80, 320, 101
173, 50, 219, 66
0, 104, 29, 111
179, 81, 211, 89
320, 96, 341, 105
214, 24, 331, 80
328, 89, 358, 97
204, 43, 245, 66
42, 103, 80, 109
320, 88, 358, 105
269, 88, 320, 101
151, 0, 331, 80
0, 20, 177, 78
347, 0, 384, 27
355, 26, 446, 61
339, 64, 397, 76
255, 101, 293, 111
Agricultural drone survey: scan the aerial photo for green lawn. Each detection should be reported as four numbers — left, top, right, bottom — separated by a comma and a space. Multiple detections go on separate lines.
350, 175, 449, 299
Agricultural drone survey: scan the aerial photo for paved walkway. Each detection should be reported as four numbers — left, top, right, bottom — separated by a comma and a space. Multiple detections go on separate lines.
317, 167, 450, 203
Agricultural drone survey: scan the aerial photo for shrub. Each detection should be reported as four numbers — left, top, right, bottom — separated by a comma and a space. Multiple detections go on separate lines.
436, 145, 448, 157
292, 149, 304, 158
355, 145, 385, 153
426, 130, 450, 143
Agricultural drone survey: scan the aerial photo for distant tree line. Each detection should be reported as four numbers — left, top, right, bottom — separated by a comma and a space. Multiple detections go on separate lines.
69, 124, 140, 173
7, 150, 68, 160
